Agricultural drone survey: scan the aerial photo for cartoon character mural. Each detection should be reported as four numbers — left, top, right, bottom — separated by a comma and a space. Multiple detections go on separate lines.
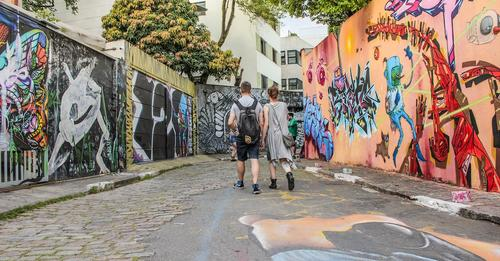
383, 48, 425, 167
301, 0, 500, 192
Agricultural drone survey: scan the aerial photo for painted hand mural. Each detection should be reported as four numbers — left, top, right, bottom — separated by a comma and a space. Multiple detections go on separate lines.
384, 0, 464, 70
49, 58, 110, 175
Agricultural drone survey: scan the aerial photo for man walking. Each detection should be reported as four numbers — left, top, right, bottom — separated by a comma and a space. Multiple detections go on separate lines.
228, 81, 264, 194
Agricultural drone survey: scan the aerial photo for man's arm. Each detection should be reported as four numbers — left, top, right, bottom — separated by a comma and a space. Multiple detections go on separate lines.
228, 110, 237, 130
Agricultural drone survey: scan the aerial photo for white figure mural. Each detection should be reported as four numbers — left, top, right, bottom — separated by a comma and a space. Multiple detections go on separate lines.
48, 58, 110, 175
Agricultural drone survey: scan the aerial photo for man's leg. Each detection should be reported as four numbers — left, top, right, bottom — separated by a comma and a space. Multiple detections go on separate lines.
237, 160, 245, 181
250, 159, 260, 184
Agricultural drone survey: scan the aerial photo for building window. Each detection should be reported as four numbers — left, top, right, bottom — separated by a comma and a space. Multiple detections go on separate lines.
287, 50, 299, 65
261, 74, 268, 89
282, 79, 287, 89
281, 51, 286, 65
288, 78, 303, 90
272, 49, 278, 64
260, 38, 267, 55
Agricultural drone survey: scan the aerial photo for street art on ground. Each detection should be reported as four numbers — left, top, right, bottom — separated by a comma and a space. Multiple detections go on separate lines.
239, 215, 500, 260
0, 3, 126, 187
302, 0, 500, 192
132, 70, 193, 163
197, 84, 304, 154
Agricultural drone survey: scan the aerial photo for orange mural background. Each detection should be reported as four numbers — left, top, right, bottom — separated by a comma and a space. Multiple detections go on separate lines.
302, 0, 500, 192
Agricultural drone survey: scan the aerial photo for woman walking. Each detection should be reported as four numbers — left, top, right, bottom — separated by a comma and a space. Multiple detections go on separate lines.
261, 85, 296, 191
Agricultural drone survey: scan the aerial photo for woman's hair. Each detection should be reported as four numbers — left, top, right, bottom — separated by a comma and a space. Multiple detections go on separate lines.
268, 85, 279, 99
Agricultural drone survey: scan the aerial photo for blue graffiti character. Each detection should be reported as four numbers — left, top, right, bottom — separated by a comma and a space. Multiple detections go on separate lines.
384, 47, 425, 167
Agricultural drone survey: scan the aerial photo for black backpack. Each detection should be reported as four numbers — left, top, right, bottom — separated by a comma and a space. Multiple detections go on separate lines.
236, 98, 260, 144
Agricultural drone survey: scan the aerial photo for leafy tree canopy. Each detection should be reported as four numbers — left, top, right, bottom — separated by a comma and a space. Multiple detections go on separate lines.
22, 0, 78, 21
102, 0, 239, 83
268, 0, 370, 32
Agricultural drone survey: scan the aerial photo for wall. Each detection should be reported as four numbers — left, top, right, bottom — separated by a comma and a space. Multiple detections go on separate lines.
0, 3, 126, 187
302, 0, 500, 192
197, 84, 303, 154
131, 70, 193, 163
122, 42, 196, 164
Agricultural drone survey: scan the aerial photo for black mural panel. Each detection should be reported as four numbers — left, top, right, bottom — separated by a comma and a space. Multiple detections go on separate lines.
132, 70, 193, 163
46, 33, 125, 181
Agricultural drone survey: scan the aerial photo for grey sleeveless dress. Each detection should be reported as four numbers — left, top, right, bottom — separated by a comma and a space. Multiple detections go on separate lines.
265, 102, 293, 162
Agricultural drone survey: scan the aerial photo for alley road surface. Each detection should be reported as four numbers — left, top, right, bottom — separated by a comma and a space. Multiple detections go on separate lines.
0, 159, 499, 260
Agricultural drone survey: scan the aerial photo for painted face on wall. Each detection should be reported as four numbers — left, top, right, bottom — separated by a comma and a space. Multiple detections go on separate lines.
384, 56, 403, 89
467, 10, 500, 45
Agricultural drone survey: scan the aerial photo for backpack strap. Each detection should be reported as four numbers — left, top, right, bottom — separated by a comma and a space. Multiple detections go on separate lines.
235, 100, 245, 110
249, 98, 258, 110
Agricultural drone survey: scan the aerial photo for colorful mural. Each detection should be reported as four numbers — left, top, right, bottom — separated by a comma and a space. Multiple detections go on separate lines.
0, 3, 126, 186
132, 70, 193, 163
302, 0, 500, 192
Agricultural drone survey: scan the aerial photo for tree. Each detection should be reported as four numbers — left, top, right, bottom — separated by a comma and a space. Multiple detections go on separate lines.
102, 0, 239, 83
22, 0, 79, 21
268, 0, 370, 32
218, 0, 282, 46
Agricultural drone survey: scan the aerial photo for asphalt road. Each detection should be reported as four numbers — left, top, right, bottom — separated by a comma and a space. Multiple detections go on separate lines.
145, 160, 500, 261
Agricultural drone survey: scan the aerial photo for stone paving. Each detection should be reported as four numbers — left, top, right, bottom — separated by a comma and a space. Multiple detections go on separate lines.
0, 161, 233, 260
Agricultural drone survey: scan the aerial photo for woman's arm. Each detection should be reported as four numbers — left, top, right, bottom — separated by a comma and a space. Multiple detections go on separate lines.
261, 105, 269, 147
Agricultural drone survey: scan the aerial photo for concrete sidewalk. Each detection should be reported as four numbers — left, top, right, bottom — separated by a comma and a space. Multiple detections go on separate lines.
0, 155, 219, 217
297, 159, 500, 225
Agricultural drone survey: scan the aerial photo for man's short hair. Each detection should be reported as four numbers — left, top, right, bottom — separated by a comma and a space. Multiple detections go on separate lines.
240, 81, 251, 93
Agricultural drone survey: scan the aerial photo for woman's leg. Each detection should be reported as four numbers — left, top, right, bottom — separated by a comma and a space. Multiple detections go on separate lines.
280, 159, 295, 191
269, 161, 277, 179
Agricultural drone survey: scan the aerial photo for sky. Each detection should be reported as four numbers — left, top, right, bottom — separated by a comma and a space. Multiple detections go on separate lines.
280, 16, 328, 47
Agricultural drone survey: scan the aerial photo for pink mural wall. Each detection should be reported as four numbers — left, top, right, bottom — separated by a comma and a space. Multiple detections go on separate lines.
302, 0, 500, 192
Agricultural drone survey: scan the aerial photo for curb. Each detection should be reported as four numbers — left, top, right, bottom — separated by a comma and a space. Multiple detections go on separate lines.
0, 163, 193, 221
298, 163, 500, 225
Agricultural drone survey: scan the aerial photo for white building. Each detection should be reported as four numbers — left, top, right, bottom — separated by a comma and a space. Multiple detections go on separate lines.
281, 33, 312, 92
52, 0, 281, 89
191, 0, 281, 88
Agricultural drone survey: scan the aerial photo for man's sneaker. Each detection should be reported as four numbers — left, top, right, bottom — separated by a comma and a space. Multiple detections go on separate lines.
234, 180, 244, 189
252, 184, 262, 194
286, 172, 295, 191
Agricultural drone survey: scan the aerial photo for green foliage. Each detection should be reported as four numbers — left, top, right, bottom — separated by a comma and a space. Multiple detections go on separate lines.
237, 0, 283, 29
102, 0, 239, 83
268, 0, 370, 31
22, 0, 78, 21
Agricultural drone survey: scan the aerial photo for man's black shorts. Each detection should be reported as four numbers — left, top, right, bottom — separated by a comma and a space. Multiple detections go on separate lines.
236, 138, 260, 161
